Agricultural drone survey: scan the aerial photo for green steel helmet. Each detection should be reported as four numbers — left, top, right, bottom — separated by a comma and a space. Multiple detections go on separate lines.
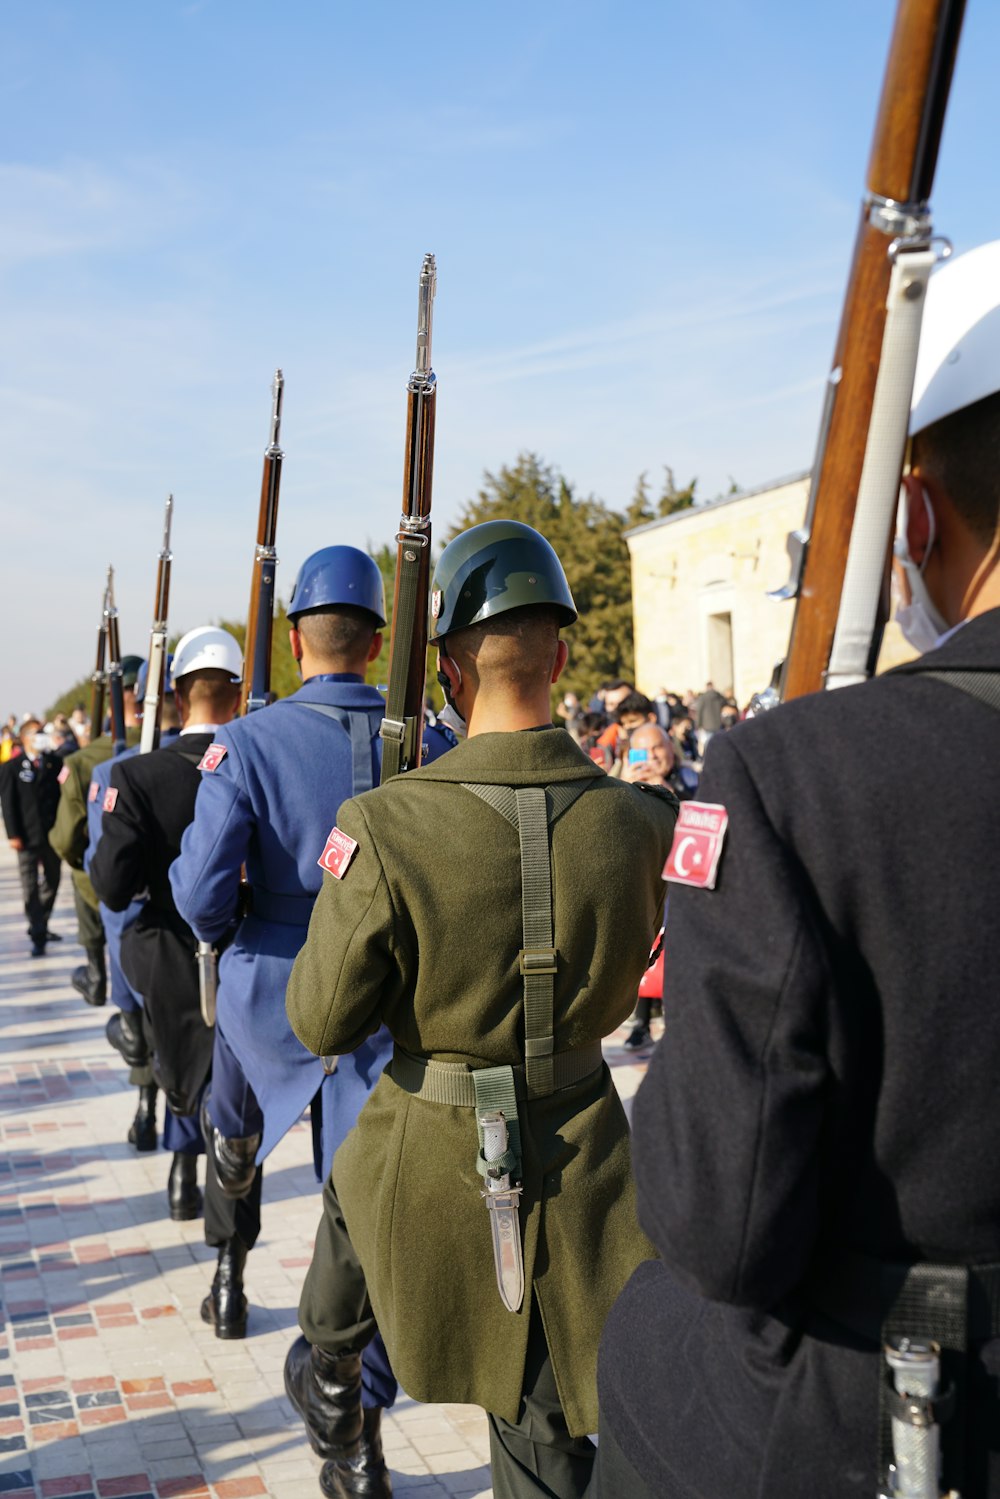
429, 521, 577, 643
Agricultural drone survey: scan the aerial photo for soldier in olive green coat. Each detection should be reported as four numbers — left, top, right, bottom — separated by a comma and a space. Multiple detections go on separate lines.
286, 522, 677, 1499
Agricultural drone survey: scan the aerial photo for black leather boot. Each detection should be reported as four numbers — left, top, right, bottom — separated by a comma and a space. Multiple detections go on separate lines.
71, 946, 107, 1006
284, 1335, 364, 1460
106, 1010, 149, 1068
200, 1239, 248, 1339
201, 1096, 260, 1199
168, 1153, 202, 1222
127, 1084, 158, 1152
320, 1407, 392, 1498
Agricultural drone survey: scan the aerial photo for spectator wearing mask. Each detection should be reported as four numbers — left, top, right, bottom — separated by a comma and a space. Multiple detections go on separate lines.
1, 719, 64, 956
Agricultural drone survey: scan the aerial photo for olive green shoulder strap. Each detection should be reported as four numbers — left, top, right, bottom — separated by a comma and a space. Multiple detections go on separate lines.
462, 780, 589, 1098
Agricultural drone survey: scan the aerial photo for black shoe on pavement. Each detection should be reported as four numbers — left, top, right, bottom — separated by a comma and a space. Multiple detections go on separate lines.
623, 1024, 652, 1051
71, 946, 107, 1006
106, 1010, 150, 1068
30, 939, 46, 958
168, 1153, 202, 1222
44, 929, 63, 942
201, 1095, 260, 1200
284, 1334, 364, 1460
200, 1239, 248, 1339
320, 1407, 392, 1498
127, 1084, 158, 1152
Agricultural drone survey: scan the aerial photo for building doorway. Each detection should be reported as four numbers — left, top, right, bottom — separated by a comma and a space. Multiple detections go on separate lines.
707, 611, 734, 695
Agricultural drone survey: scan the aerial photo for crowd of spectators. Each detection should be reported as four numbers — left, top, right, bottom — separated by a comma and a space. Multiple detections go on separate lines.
555, 676, 742, 793
555, 676, 744, 1052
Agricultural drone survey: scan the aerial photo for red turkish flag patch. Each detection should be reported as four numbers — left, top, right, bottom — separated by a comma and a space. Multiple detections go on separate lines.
198, 743, 228, 772
318, 827, 359, 880
663, 802, 729, 890
103, 787, 119, 813
58, 765, 70, 785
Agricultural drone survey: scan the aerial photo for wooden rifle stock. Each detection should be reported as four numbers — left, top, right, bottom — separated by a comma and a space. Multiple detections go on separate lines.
781, 0, 965, 701
105, 568, 127, 754
380, 255, 437, 782
90, 575, 110, 738
140, 496, 174, 754
241, 371, 284, 716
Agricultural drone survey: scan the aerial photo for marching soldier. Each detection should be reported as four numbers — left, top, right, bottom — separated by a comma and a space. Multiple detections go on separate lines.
49, 654, 143, 1003
171, 548, 452, 1419
590, 243, 1000, 1498
89, 629, 254, 1313
283, 522, 677, 1499
82, 665, 204, 1215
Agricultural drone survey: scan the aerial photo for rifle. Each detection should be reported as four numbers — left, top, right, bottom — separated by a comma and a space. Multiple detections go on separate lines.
241, 371, 284, 715
105, 568, 127, 755
773, 0, 965, 702
90, 573, 110, 739
140, 496, 174, 754
380, 253, 438, 781
200, 374, 286, 1028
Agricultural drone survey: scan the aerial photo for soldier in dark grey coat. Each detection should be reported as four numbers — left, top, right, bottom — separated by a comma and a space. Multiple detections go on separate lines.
590, 244, 1000, 1499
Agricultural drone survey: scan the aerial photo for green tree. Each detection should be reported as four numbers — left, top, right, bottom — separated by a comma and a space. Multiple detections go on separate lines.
624, 472, 656, 529
447, 452, 634, 701
657, 465, 697, 518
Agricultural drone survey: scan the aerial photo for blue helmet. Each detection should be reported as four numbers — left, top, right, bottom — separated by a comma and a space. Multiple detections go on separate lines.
135, 654, 174, 698
287, 547, 387, 627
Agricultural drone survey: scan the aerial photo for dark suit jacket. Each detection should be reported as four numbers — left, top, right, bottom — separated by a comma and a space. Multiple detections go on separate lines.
598, 608, 1000, 1499
1, 750, 63, 847
89, 732, 216, 1112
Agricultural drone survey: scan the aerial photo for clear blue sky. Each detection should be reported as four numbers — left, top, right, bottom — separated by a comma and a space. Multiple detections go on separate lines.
3, 0, 999, 709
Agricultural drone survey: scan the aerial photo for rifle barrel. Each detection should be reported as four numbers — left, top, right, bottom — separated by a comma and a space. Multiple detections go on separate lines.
781, 0, 965, 701
380, 254, 438, 782
241, 370, 285, 716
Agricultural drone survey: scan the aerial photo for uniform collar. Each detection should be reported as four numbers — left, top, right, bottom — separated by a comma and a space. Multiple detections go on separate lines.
402, 726, 605, 786
303, 673, 365, 684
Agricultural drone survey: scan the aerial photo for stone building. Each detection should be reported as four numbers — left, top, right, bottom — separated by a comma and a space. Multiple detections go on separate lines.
626, 471, 914, 706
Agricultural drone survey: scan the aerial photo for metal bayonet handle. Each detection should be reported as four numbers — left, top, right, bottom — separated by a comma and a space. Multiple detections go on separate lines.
197, 941, 218, 1028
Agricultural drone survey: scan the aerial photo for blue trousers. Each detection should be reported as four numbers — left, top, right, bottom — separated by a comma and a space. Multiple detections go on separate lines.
207, 1025, 397, 1409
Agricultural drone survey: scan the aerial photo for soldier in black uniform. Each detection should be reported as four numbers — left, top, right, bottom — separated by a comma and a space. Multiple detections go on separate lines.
590, 244, 1000, 1498
1, 718, 63, 956
90, 626, 258, 1312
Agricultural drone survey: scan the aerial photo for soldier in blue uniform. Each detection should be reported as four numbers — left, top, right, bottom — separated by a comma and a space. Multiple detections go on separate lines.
170, 548, 454, 1474
83, 661, 204, 1220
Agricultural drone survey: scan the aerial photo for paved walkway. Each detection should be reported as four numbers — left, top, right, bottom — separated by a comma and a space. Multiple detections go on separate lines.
0, 845, 658, 1499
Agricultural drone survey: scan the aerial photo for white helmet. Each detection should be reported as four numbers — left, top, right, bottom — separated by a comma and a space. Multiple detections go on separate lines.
910, 240, 1000, 436
170, 626, 243, 686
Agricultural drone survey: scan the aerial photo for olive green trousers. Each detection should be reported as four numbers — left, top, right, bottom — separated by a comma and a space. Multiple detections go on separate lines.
300, 1175, 594, 1499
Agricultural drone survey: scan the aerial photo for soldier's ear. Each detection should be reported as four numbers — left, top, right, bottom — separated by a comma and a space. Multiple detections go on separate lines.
367, 631, 383, 665
551, 638, 569, 684
289, 627, 303, 664
901, 472, 933, 566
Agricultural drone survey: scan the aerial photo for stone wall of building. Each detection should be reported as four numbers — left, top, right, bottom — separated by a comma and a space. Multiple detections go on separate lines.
627, 473, 915, 706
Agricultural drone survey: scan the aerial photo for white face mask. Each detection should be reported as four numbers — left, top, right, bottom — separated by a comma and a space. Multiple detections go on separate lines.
435, 702, 467, 739
894, 487, 949, 654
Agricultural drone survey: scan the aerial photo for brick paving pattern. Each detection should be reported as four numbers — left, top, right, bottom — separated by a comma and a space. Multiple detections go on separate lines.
0, 846, 656, 1498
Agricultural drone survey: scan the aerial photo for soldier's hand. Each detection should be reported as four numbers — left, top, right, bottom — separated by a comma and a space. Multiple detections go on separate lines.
9, 837, 24, 852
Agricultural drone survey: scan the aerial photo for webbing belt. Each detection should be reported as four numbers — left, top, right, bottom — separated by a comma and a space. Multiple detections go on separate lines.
391, 1040, 604, 1107
888, 663, 1000, 713
298, 700, 380, 795
810, 1250, 1000, 1492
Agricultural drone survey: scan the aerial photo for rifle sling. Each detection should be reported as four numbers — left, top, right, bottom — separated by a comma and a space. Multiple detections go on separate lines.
380, 546, 424, 780
298, 700, 378, 796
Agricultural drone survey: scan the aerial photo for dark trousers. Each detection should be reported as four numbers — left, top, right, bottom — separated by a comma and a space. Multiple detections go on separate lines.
208, 1024, 264, 1139
71, 876, 104, 949
488, 1304, 595, 1499
203, 1143, 263, 1252
298, 1174, 398, 1412
584, 1415, 658, 1499
18, 844, 61, 940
